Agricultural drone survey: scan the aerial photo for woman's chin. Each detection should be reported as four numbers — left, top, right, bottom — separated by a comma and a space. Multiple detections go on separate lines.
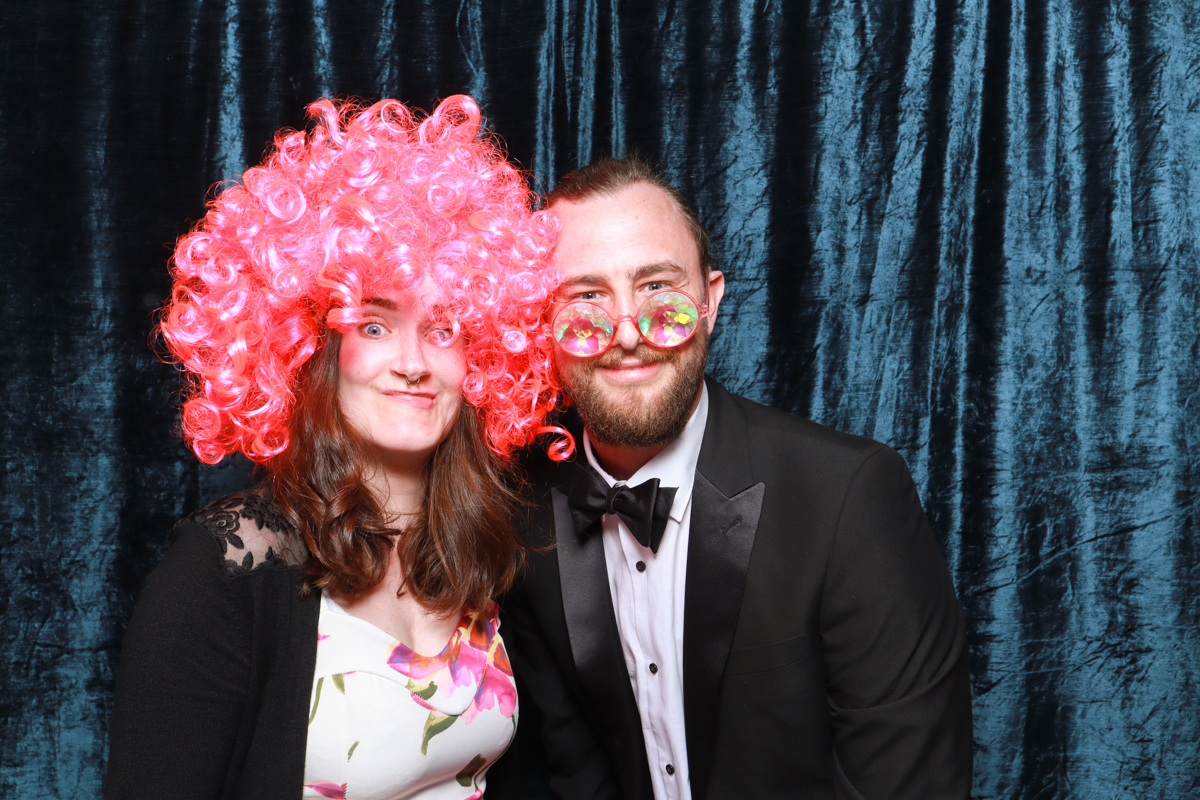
374, 439, 440, 470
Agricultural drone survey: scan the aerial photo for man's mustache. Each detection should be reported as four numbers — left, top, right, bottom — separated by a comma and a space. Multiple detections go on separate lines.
588, 342, 677, 371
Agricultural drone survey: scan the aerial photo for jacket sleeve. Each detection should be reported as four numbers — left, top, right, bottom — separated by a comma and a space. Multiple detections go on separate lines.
105, 523, 252, 799
820, 446, 974, 799
487, 578, 621, 800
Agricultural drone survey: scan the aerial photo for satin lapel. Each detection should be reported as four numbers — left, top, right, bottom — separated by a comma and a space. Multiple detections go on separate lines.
550, 486, 652, 799
684, 379, 764, 800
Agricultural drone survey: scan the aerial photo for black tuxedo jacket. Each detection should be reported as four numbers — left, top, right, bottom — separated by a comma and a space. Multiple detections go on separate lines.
488, 378, 972, 800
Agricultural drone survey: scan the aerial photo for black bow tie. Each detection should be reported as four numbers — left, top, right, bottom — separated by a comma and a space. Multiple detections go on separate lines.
567, 463, 678, 554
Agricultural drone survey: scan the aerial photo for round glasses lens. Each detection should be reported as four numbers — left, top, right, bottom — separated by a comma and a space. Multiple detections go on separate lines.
639, 291, 700, 347
554, 302, 614, 356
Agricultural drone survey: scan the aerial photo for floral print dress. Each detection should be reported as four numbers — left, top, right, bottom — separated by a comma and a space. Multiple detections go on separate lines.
303, 592, 517, 800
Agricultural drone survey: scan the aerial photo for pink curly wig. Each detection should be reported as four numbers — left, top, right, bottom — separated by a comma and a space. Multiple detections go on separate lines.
160, 96, 564, 465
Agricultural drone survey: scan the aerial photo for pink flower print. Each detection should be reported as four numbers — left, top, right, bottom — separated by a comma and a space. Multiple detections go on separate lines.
450, 607, 498, 687
385, 610, 473, 683
386, 608, 495, 701
386, 638, 449, 682
304, 781, 346, 799
490, 632, 513, 678
388, 602, 515, 716
387, 646, 439, 680
463, 661, 516, 724
460, 606, 516, 723
317, 632, 330, 644
452, 608, 499, 682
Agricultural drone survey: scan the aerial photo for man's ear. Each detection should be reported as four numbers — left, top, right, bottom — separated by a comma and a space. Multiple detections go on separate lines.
704, 269, 725, 334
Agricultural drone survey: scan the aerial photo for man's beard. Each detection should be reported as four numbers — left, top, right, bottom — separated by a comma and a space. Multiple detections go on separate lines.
563, 324, 709, 450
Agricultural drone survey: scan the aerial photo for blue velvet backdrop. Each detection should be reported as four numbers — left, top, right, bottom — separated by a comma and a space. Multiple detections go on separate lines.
2, 0, 1198, 797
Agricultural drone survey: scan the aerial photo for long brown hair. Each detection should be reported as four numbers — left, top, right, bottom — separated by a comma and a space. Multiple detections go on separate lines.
269, 330, 524, 615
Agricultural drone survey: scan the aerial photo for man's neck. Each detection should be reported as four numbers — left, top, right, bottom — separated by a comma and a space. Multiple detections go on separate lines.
588, 438, 669, 482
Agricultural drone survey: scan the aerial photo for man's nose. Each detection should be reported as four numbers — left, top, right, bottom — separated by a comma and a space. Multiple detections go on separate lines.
612, 314, 643, 351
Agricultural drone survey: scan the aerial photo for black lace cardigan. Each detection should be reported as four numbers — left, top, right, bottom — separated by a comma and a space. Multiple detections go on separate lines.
104, 493, 321, 800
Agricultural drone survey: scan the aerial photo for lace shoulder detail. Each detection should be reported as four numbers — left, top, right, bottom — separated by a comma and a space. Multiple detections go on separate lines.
175, 491, 307, 574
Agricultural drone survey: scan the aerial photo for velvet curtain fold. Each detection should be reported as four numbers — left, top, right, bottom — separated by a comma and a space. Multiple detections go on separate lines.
2, 1, 1197, 796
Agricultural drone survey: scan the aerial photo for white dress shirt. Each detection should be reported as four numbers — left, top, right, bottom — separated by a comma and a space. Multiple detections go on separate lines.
583, 383, 709, 800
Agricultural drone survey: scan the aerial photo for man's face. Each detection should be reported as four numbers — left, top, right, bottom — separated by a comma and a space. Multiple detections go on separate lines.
549, 181, 725, 449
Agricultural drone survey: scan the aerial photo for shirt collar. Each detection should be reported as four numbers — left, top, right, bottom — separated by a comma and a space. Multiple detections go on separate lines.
582, 382, 709, 523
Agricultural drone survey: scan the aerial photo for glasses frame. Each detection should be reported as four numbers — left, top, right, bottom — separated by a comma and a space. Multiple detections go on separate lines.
550, 289, 710, 357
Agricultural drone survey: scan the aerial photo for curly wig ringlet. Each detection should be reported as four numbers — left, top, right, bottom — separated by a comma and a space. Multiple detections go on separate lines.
161, 95, 563, 466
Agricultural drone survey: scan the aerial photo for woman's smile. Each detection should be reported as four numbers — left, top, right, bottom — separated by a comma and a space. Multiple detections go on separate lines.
381, 388, 437, 409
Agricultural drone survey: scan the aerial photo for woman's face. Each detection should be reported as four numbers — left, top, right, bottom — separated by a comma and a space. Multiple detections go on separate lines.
337, 287, 468, 472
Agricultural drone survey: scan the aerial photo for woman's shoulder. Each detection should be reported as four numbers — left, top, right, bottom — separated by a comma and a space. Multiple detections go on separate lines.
172, 489, 307, 575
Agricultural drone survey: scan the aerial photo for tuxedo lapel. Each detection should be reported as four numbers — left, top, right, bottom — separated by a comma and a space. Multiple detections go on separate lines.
550, 484, 652, 799
683, 379, 765, 800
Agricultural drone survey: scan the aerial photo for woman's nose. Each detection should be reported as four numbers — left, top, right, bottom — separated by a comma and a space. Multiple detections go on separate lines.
390, 324, 430, 382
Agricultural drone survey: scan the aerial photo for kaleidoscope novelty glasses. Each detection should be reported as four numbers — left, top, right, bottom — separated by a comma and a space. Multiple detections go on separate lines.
551, 290, 710, 357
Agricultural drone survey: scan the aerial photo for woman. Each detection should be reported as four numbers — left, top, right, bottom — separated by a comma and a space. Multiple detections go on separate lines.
105, 96, 564, 800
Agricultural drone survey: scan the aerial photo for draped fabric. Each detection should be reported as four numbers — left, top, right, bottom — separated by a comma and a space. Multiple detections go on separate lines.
2, 1, 1197, 797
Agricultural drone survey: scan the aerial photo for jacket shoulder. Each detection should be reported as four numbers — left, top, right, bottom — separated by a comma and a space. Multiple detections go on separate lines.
724, 389, 893, 463
703, 384, 920, 509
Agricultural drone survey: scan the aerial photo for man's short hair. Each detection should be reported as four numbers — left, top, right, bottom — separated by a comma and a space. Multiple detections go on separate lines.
545, 155, 713, 275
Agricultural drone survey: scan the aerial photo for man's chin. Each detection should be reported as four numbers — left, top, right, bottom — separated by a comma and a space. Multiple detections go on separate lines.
588, 383, 674, 417
564, 362, 702, 449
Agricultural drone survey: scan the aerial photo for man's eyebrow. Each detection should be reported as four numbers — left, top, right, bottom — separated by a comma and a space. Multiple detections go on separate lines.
631, 262, 688, 282
560, 262, 688, 288
559, 274, 609, 288
360, 297, 398, 310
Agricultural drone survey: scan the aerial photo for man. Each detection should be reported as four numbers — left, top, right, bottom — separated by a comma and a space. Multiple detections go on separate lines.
488, 157, 973, 800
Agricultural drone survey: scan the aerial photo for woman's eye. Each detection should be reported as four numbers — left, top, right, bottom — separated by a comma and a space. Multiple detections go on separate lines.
426, 326, 454, 345
362, 322, 387, 337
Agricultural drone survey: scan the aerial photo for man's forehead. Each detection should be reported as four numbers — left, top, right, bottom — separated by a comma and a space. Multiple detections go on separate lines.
552, 181, 679, 224
550, 184, 701, 284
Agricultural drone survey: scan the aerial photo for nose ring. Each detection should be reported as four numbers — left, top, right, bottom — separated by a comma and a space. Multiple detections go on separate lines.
405, 375, 421, 387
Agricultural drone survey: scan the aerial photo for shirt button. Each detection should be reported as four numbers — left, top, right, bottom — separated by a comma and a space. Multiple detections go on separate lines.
665, 763, 675, 775
636, 560, 646, 572
649, 662, 658, 674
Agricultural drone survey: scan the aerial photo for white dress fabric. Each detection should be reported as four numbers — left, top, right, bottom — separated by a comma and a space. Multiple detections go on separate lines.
303, 592, 517, 800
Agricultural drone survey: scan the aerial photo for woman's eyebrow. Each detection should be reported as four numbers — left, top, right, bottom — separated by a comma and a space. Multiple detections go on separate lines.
361, 297, 399, 310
